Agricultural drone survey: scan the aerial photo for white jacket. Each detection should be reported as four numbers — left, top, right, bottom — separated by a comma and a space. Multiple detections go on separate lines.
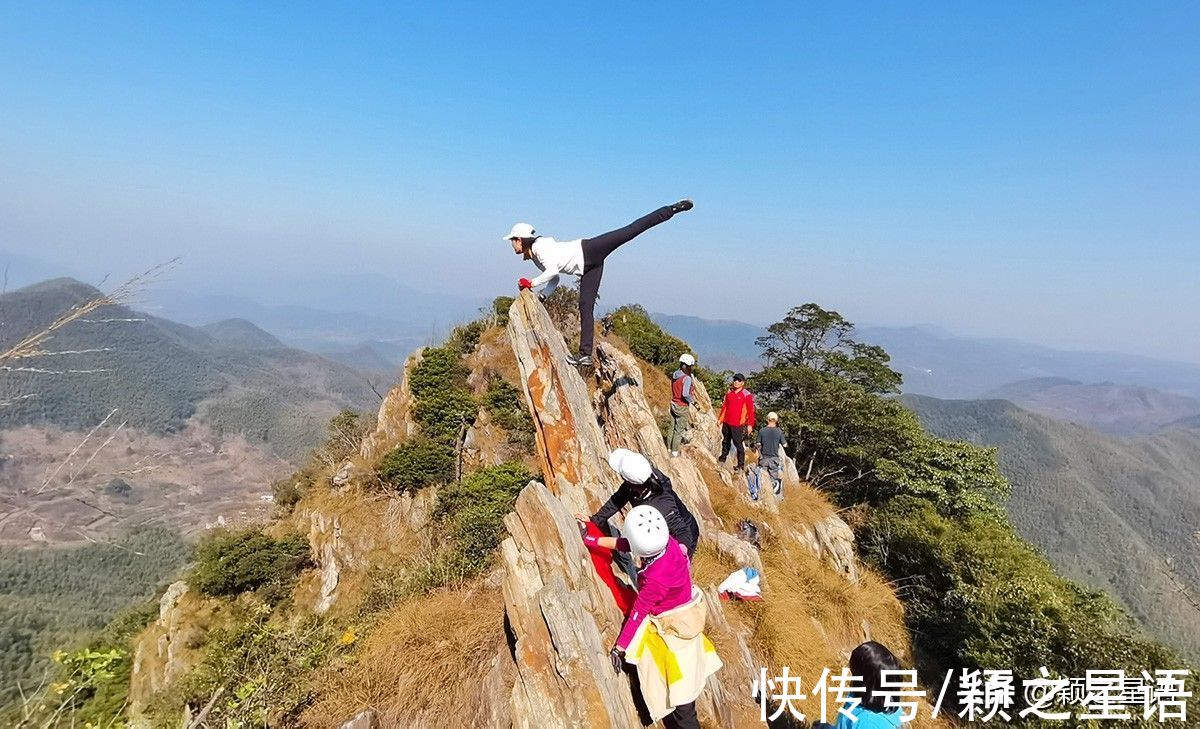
528, 237, 584, 295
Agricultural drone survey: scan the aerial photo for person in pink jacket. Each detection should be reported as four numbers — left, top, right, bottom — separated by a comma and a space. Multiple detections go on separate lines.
579, 504, 699, 729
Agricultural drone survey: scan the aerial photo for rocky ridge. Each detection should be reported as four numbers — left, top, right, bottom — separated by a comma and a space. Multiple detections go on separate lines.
129, 292, 911, 727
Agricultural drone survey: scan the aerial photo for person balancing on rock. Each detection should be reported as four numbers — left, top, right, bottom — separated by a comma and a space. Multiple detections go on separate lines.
505, 199, 694, 367
579, 504, 722, 729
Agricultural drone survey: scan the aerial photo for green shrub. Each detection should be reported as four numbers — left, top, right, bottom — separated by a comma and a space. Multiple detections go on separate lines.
483, 378, 534, 439
493, 296, 515, 326
377, 438, 456, 492
442, 464, 531, 578
863, 496, 1180, 677
359, 462, 535, 613
437, 461, 531, 519
748, 301, 1181, 698
413, 387, 478, 442
408, 346, 478, 443
272, 477, 304, 510
409, 347, 469, 400
190, 529, 310, 598
151, 602, 337, 727
447, 320, 486, 355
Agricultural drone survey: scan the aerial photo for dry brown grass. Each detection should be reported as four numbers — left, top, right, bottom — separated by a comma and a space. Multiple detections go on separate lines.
282, 482, 425, 614
301, 584, 505, 727
469, 325, 522, 393
692, 452, 949, 727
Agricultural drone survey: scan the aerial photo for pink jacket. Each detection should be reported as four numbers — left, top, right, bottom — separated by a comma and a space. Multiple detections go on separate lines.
615, 536, 694, 650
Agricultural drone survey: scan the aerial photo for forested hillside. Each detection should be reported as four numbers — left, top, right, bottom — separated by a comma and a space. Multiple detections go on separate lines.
0, 527, 190, 708
907, 394, 1200, 659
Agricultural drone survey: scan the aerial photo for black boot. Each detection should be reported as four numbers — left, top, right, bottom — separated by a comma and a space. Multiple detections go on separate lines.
566, 353, 593, 367
670, 199, 694, 213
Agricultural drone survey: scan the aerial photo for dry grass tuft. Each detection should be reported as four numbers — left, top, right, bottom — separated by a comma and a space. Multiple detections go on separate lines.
469, 325, 522, 392
283, 482, 424, 613
302, 584, 505, 727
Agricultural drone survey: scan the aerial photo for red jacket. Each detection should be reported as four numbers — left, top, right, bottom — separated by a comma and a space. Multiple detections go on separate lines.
718, 388, 756, 428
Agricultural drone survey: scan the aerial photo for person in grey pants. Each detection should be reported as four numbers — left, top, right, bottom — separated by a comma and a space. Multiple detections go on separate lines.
669, 354, 697, 456
755, 411, 788, 498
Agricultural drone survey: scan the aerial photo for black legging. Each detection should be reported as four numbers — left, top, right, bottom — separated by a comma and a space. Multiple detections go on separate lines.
720, 423, 746, 468
577, 206, 675, 356
663, 701, 699, 729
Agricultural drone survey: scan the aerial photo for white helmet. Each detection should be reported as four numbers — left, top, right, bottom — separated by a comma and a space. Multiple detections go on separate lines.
624, 504, 670, 557
608, 448, 652, 485
504, 223, 536, 241
679, 353, 696, 367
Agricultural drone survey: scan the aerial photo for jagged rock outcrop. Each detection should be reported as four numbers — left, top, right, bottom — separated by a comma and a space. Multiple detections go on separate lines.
124, 294, 901, 729
686, 376, 724, 455
793, 512, 859, 583
506, 293, 622, 514
297, 487, 437, 613
504, 293, 758, 728
332, 349, 424, 488
129, 582, 218, 714
359, 348, 424, 463
594, 342, 719, 527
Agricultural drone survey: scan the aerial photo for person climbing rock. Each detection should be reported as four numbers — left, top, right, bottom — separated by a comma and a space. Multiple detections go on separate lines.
717, 374, 755, 471
578, 448, 700, 555
505, 200, 694, 367
755, 411, 788, 499
669, 354, 696, 457
813, 641, 909, 728
580, 505, 720, 729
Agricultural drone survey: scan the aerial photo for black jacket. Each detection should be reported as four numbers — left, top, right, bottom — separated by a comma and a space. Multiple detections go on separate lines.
590, 467, 700, 553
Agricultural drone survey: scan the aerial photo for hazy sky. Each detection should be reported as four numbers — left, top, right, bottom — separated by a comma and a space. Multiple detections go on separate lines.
2, 3, 1198, 361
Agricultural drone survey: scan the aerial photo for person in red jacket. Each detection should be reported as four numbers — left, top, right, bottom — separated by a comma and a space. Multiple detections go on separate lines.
717, 373, 755, 470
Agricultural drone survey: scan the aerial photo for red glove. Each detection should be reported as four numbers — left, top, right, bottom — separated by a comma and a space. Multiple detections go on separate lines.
518, 278, 533, 290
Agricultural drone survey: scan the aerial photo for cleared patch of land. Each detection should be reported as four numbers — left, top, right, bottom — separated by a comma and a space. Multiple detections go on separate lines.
0, 423, 286, 545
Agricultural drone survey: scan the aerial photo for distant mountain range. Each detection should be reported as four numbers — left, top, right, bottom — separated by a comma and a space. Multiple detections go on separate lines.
906, 394, 1200, 660
0, 278, 380, 462
142, 272, 490, 370
649, 312, 1200, 400
982, 377, 1200, 436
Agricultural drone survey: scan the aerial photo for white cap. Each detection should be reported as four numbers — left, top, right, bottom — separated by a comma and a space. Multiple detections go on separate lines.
679, 353, 696, 367
624, 504, 670, 557
607, 448, 653, 485
504, 223, 536, 240
767, 411, 779, 422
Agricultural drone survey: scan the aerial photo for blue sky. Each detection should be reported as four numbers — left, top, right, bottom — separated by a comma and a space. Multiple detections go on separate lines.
1, 2, 1198, 360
